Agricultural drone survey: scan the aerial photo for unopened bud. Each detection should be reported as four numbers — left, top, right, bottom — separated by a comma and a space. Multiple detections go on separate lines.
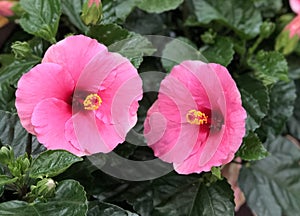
11, 41, 32, 59
81, 0, 102, 25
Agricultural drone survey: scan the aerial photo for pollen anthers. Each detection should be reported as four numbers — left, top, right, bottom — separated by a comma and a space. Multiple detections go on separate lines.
186, 109, 208, 125
83, 93, 102, 110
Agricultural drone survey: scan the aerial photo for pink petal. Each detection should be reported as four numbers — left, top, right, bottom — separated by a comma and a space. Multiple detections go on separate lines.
42, 35, 106, 82
290, 0, 300, 14
16, 63, 74, 134
66, 112, 121, 154
285, 15, 300, 38
31, 98, 84, 156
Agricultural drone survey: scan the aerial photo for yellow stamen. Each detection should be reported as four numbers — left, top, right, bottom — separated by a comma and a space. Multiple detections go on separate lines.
83, 93, 102, 110
186, 109, 208, 125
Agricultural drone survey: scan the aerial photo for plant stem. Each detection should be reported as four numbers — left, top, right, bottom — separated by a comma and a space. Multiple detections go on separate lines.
26, 134, 32, 157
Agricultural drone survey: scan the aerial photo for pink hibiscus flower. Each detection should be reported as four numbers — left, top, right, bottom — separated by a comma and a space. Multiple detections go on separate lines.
16, 35, 142, 156
0, 1, 15, 17
144, 61, 246, 174
285, 14, 300, 38
289, 0, 300, 14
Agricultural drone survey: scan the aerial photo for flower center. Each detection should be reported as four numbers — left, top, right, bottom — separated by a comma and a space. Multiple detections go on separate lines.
186, 109, 208, 125
83, 93, 102, 110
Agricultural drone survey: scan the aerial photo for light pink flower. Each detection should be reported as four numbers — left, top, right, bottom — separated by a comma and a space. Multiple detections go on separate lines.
0, 1, 15, 17
285, 14, 300, 38
290, 0, 300, 14
144, 61, 246, 174
16, 35, 142, 156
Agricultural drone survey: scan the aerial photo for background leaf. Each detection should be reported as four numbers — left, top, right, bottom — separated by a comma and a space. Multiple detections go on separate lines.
30, 150, 82, 178
201, 36, 234, 66
190, 0, 262, 39
19, 0, 61, 43
0, 111, 44, 157
257, 81, 296, 139
137, 0, 184, 13
250, 50, 289, 86
62, 0, 88, 33
88, 201, 138, 216
239, 136, 300, 216
0, 180, 87, 216
236, 75, 269, 132
0, 175, 18, 187
236, 132, 268, 161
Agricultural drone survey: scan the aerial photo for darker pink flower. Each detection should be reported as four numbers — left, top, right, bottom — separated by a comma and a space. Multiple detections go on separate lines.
0, 1, 15, 17
16, 35, 142, 156
285, 14, 300, 38
144, 61, 246, 174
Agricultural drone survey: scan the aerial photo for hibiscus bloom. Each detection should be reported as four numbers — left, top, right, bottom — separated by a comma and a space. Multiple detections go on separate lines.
289, 0, 300, 14
144, 61, 246, 174
16, 35, 142, 156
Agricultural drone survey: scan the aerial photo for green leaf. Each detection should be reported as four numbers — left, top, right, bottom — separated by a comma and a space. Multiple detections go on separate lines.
30, 150, 83, 178
108, 35, 156, 68
258, 81, 296, 138
121, 174, 234, 216
191, 0, 262, 39
236, 132, 268, 161
0, 180, 87, 216
0, 111, 43, 157
88, 201, 138, 216
19, 0, 61, 43
287, 80, 300, 138
201, 37, 234, 66
88, 24, 130, 46
253, 0, 282, 18
188, 180, 234, 216
102, 0, 140, 24
137, 0, 183, 13
236, 75, 269, 132
239, 136, 300, 216
162, 37, 206, 71
62, 0, 88, 33
250, 51, 289, 86
0, 175, 18, 187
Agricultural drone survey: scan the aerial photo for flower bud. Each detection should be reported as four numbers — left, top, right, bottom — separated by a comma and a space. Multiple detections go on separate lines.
81, 0, 102, 26
31, 178, 56, 198
260, 21, 275, 38
11, 41, 32, 59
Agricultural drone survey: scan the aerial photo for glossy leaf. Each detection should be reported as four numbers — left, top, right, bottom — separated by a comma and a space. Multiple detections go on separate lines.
0, 111, 43, 157
102, 0, 140, 24
62, 0, 88, 33
239, 136, 300, 216
88, 201, 138, 216
0, 180, 87, 216
88, 24, 130, 46
236, 132, 268, 161
137, 0, 184, 13
201, 37, 234, 66
258, 81, 296, 139
19, 0, 61, 43
236, 75, 269, 132
162, 37, 206, 71
30, 150, 83, 178
250, 50, 289, 86
253, 0, 282, 18
109, 35, 156, 68
121, 174, 234, 216
191, 0, 262, 39
287, 80, 300, 138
